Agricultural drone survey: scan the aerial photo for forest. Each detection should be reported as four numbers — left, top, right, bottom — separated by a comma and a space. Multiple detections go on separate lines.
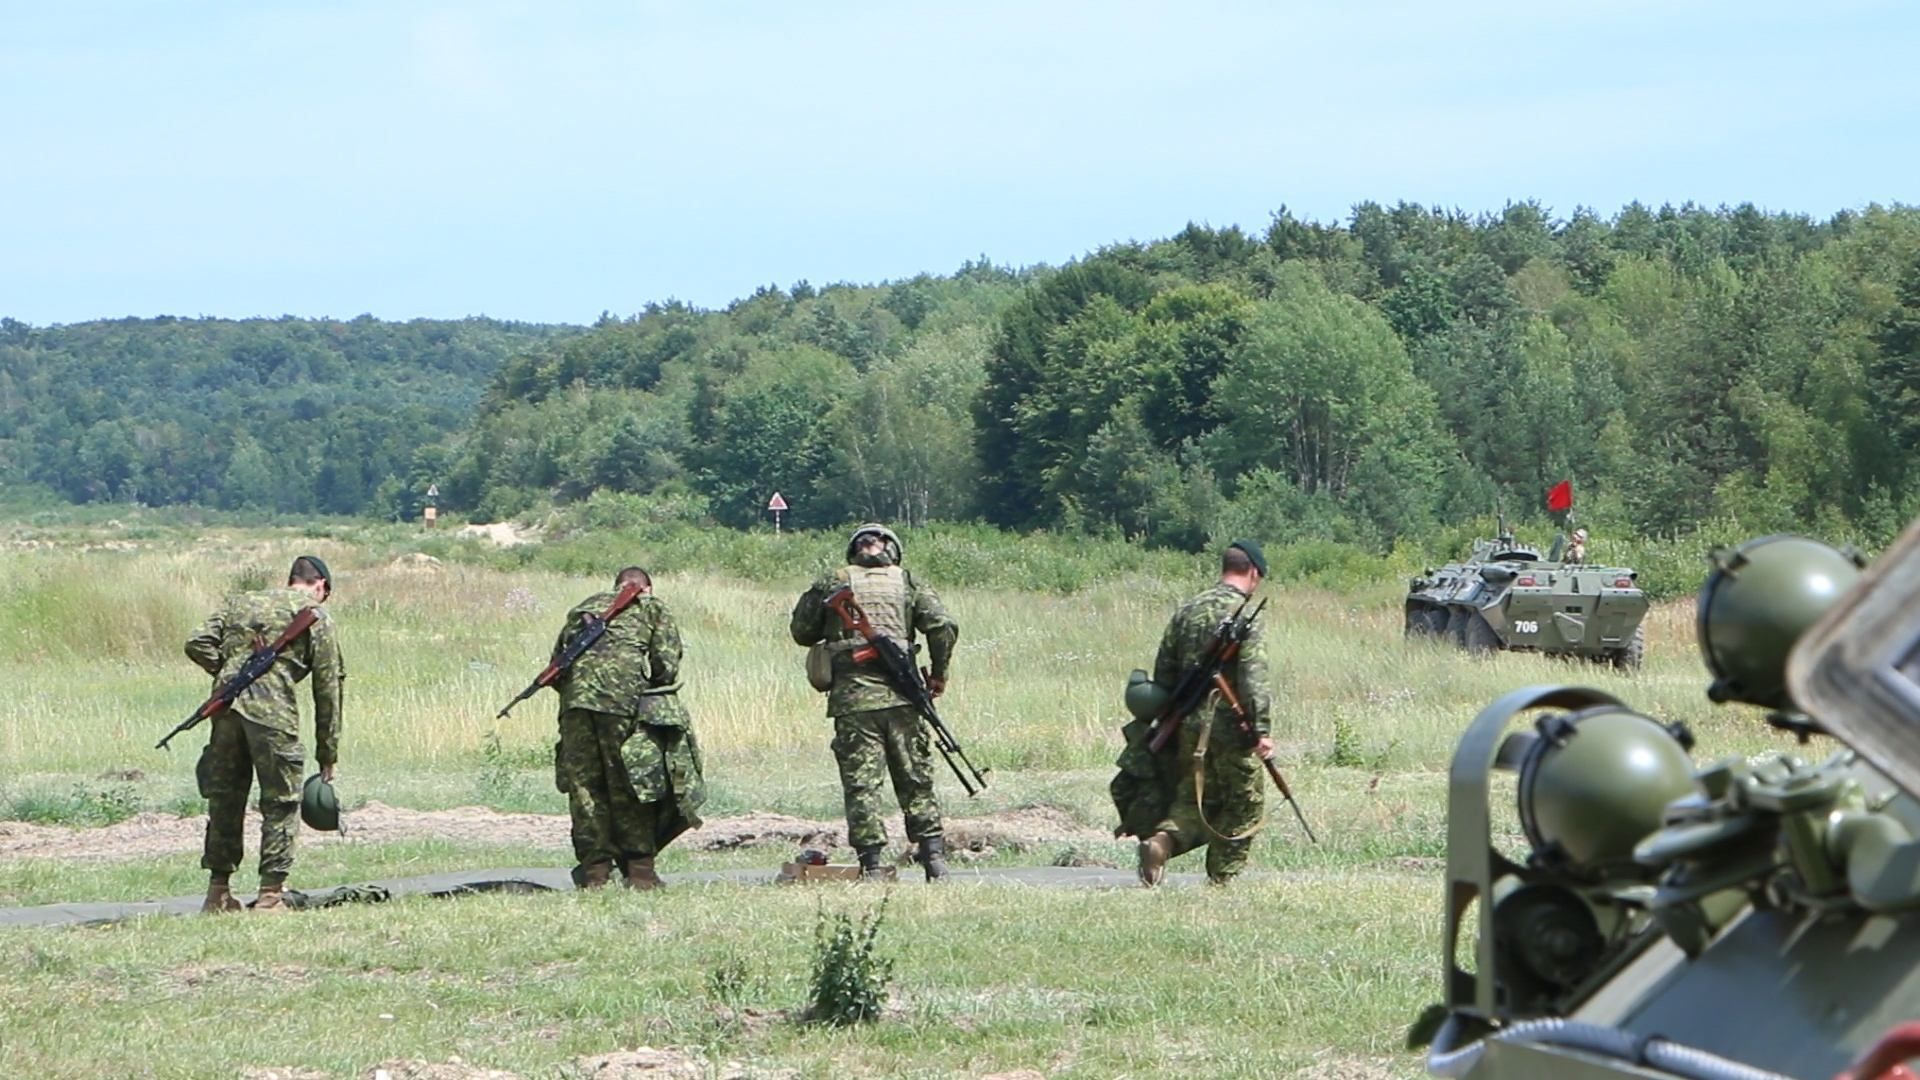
6, 199, 1920, 552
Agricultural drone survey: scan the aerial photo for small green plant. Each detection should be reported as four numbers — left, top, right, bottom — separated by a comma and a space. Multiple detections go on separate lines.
1329, 709, 1364, 768
805, 897, 894, 1026
233, 566, 273, 593
705, 954, 769, 1034
477, 729, 518, 803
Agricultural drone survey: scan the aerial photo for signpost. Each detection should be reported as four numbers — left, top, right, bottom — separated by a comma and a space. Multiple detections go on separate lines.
424, 483, 440, 528
767, 491, 788, 534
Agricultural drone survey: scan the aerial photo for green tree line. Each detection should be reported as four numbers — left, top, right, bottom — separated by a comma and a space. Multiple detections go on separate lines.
0, 316, 574, 514
9, 200, 1920, 554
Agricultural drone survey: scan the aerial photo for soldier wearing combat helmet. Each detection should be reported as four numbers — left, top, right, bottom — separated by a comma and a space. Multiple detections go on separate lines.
790, 524, 959, 881
184, 555, 344, 913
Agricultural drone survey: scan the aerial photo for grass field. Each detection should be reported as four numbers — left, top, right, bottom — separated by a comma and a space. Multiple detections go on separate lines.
0, 526, 1798, 1079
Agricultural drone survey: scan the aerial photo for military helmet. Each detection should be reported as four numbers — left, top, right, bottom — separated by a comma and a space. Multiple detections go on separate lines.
1124, 669, 1172, 722
1697, 535, 1864, 710
1515, 706, 1697, 875
301, 773, 342, 832
847, 523, 903, 565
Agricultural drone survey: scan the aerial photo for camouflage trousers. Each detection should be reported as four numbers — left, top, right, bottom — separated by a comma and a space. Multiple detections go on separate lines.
556, 709, 697, 864
1154, 711, 1266, 883
197, 711, 304, 883
832, 705, 942, 850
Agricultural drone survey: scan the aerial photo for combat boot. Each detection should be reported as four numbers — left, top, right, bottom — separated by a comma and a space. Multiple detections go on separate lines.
579, 860, 613, 890
916, 836, 949, 883
856, 845, 890, 882
624, 855, 665, 891
1137, 832, 1173, 888
201, 873, 243, 914
252, 882, 289, 913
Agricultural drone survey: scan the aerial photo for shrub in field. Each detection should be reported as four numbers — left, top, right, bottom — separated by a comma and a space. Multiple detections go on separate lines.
806, 898, 894, 1026
5, 782, 142, 826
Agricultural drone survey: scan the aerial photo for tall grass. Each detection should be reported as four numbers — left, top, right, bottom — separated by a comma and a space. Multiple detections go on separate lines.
0, 533, 1790, 808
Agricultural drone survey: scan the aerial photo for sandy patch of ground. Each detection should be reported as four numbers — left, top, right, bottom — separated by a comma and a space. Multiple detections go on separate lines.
346, 1050, 790, 1080
574, 1047, 795, 1079
455, 523, 536, 547
367, 1059, 519, 1080
0, 803, 1111, 864
388, 553, 444, 572
1287, 1056, 1410, 1079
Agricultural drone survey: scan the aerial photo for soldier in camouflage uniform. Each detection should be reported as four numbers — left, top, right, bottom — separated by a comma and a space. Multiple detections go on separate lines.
552, 567, 705, 890
184, 555, 344, 913
790, 524, 959, 881
1136, 540, 1274, 887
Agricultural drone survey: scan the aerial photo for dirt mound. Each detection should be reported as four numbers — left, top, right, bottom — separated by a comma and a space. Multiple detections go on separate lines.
0, 803, 1107, 864
0, 802, 569, 863
688, 813, 840, 852
945, 805, 1108, 855
572, 1048, 794, 1080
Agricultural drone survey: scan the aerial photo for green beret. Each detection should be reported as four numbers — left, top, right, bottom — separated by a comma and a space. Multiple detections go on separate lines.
293, 554, 332, 588
1229, 539, 1268, 578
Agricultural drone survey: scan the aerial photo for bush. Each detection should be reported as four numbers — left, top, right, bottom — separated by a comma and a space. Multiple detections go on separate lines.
805, 898, 894, 1026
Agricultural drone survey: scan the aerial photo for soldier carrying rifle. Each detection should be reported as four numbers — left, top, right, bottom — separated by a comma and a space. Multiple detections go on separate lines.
790, 524, 963, 882
1115, 539, 1308, 887
179, 555, 344, 913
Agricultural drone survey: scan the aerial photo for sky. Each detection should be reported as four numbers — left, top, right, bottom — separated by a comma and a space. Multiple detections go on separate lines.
4, 1, 1917, 326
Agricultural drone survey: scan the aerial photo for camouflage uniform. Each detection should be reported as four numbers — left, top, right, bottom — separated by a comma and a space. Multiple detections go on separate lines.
790, 564, 958, 851
185, 587, 344, 884
552, 592, 705, 867
1149, 581, 1273, 882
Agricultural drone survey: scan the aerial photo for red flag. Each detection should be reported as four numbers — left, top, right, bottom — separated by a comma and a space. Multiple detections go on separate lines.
1546, 480, 1573, 513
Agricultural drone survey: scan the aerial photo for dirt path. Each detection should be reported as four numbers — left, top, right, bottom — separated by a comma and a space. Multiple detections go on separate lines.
0, 803, 1112, 863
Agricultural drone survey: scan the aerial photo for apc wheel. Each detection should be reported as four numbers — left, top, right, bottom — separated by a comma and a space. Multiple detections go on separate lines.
1405, 605, 1447, 638
1444, 608, 1472, 649
1612, 624, 1646, 671
1461, 611, 1501, 655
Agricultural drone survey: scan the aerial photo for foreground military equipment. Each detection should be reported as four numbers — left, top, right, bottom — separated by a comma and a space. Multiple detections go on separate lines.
1405, 529, 1648, 669
1413, 527, 1920, 1080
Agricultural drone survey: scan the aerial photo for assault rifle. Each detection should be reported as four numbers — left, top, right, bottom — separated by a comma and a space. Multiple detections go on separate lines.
158, 606, 320, 750
823, 586, 989, 796
1144, 596, 1317, 843
496, 582, 644, 719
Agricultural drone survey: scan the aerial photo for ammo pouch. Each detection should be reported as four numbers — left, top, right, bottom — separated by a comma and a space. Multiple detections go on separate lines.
806, 640, 861, 693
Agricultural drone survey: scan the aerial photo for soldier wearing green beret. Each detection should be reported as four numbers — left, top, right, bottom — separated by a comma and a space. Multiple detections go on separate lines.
551, 567, 705, 890
1136, 539, 1274, 886
184, 555, 345, 913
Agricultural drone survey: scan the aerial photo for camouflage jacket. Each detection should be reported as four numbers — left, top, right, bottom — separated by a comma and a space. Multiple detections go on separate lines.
790, 564, 958, 716
1152, 581, 1272, 738
552, 592, 689, 727
185, 587, 346, 765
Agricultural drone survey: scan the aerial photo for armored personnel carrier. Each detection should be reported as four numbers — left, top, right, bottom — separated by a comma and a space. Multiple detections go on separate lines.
1411, 529, 1920, 1080
1405, 529, 1648, 669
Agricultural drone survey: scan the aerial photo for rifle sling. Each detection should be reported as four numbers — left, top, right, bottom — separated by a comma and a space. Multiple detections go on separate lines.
1190, 691, 1267, 844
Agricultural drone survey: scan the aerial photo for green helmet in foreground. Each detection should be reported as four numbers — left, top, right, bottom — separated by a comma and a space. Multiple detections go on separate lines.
1697, 534, 1864, 710
301, 773, 342, 832
1515, 706, 1696, 875
1123, 669, 1171, 721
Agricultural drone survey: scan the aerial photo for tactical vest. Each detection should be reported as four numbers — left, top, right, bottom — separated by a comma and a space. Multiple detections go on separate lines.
846, 564, 912, 642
